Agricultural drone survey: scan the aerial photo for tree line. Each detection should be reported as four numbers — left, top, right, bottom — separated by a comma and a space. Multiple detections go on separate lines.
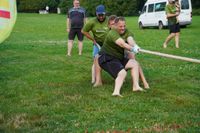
17, 0, 200, 16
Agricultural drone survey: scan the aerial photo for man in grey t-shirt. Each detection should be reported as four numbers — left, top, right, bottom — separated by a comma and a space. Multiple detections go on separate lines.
67, 0, 87, 56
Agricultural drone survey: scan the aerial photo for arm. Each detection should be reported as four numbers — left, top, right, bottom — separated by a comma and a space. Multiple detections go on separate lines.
81, 30, 96, 44
66, 18, 70, 32
115, 38, 133, 51
127, 36, 137, 47
166, 12, 179, 18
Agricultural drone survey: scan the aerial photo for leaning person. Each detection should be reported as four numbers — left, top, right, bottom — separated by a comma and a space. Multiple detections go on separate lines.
108, 15, 149, 89
98, 17, 144, 97
82, 5, 109, 87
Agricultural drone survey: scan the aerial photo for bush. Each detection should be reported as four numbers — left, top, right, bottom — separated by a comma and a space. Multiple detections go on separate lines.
192, 8, 200, 15
17, 0, 59, 13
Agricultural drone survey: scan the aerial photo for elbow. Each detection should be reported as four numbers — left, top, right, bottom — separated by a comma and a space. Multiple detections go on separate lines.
81, 30, 85, 35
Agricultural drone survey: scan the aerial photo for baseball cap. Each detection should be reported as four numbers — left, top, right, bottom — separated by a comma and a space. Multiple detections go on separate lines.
96, 5, 106, 15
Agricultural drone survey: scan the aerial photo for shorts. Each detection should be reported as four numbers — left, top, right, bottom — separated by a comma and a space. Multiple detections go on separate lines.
98, 52, 129, 79
169, 23, 180, 34
68, 28, 83, 41
93, 44, 100, 58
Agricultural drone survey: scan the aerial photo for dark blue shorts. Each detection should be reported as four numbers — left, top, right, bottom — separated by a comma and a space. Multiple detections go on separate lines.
169, 23, 180, 34
98, 53, 129, 79
68, 28, 84, 41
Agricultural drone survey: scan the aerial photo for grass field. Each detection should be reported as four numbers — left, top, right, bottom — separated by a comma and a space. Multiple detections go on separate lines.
0, 13, 200, 132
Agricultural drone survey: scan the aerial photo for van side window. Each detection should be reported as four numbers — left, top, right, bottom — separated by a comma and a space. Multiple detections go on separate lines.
155, 2, 166, 12
148, 4, 154, 13
181, 0, 189, 9
142, 6, 147, 14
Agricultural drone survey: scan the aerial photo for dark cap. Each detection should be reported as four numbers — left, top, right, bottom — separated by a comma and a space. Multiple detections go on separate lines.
96, 5, 106, 15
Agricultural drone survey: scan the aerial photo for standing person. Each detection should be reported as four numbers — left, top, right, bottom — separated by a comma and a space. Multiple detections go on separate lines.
98, 17, 144, 97
67, 0, 87, 56
82, 5, 109, 86
163, 0, 180, 48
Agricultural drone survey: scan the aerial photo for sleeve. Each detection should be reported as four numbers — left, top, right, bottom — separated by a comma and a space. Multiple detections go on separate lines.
82, 20, 93, 32
127, 30, 134, 38
165, 5, 170, 14
110, 30, 121, 42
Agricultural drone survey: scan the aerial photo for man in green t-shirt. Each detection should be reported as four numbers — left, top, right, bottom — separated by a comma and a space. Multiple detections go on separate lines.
82, 5, 109, 87
98, 17, 144, 97
163, 0, 180, 48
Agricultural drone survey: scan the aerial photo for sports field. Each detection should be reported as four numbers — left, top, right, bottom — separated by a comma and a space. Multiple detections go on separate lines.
0, 13, 200, 132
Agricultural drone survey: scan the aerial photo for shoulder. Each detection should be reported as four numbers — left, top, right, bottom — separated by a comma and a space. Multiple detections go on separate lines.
68, 7, 74, 12
79, 7, 86, 13
79, 7, 86, 11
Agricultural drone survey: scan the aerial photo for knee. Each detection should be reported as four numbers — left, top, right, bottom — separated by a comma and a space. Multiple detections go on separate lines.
171, 33, 176, 37
117, 69, 127, 78
130, 59, 139, 67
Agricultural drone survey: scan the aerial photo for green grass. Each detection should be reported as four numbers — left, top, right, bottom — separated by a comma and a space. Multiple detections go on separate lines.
0, 13, 200, 132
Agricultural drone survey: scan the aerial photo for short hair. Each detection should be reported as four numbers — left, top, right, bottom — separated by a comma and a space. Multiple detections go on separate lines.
108, 15, 117, 22
114, 16, 125, 23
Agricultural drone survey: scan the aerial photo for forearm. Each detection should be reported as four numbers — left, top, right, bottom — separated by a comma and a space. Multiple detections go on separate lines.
81, 31, 95, 43
167, 13, 178, 18
116, 38, 133, 51
67, 18, 70, 29
127, 36, 136, 47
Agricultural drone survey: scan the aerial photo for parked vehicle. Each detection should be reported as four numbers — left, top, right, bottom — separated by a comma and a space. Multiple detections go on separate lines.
138, 0, 192, 29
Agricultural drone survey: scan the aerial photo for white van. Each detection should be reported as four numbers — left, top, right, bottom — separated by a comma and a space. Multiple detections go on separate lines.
138, 0, 192, 29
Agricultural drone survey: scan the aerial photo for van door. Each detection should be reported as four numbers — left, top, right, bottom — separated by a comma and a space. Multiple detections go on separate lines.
138, 5, 147, 27
179, 0, 192, 25
155, 2, 167, 26
145, 3, 155, 26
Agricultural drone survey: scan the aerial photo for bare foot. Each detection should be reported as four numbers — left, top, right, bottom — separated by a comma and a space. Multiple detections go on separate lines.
66, 54, 71, 56
144, 83, 150, 89
163, 43, 167, 48
91, 79, 95, 84
176, 45, 179, 48
93, 82, 102, 87
112, 93, 123, 97
133, 87, 145, 92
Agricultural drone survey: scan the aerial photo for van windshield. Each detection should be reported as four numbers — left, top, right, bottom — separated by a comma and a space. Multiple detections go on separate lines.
181, 0, 189, 9
142, 6, 147, 14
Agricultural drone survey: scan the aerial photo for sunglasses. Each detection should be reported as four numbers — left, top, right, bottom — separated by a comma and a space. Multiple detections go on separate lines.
97, 14, 105, 17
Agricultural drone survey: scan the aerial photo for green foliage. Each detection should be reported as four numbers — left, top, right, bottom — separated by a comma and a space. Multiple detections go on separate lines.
191, 0, 200, 9
58, 0, 73, 14
17, 0, 59, 13
17, 0, 200, 16
0, 13, 200, 132
192, 9, 200, 15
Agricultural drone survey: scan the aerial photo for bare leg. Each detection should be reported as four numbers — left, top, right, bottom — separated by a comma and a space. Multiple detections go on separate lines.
78, 40, 83, 55
125, 59, 143, 91
163, 33, 176, 48
112, 69, 127, 97
175, 32, 180, 48
127, 53, 149, 88
93, 56, 102, 87
67, 40, 73, 56
91, 63, 95, 84
139, 65, 149, 89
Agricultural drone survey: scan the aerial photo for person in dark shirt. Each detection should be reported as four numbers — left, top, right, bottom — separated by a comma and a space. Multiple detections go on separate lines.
67, 0, 87, 56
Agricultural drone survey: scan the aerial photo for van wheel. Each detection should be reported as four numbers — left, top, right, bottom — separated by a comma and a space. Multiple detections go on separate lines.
139, 22, 143, 29
158, 21, 164, 29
